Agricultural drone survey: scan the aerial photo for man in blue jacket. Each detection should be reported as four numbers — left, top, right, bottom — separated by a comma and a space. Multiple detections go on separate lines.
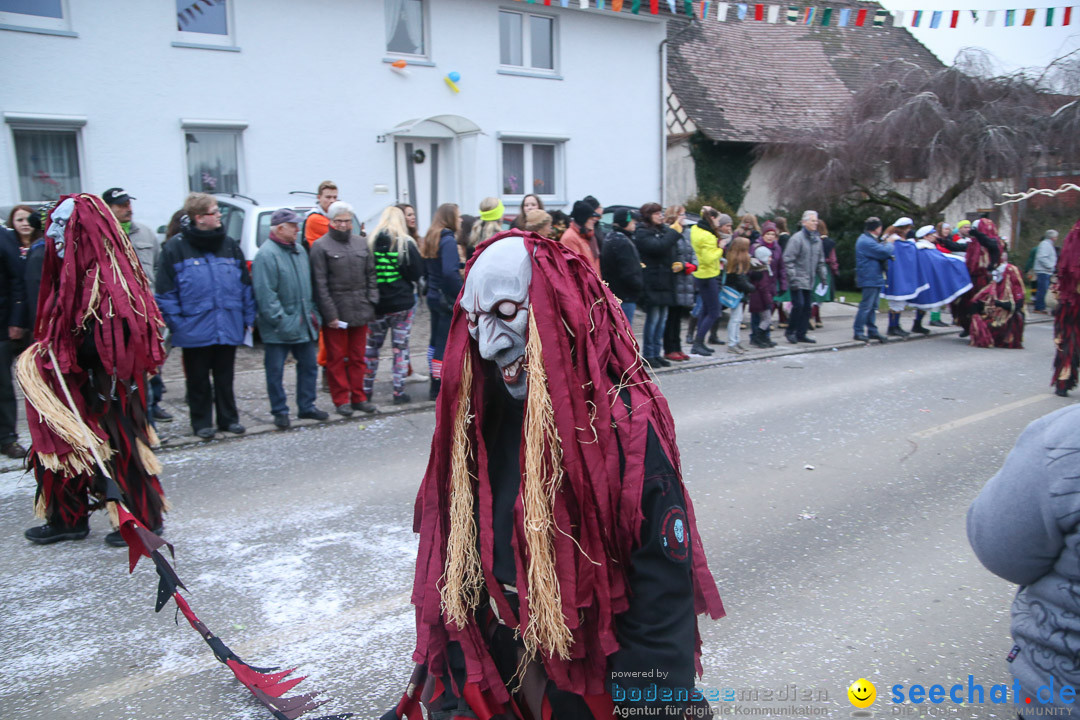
853, 217, 895, 343
155, 193, 255, 439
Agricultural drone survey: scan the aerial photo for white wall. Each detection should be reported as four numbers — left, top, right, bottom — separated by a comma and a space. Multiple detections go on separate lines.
665, 137, 696, 207
739, 154, 1015, 232
0, 0, 666, 230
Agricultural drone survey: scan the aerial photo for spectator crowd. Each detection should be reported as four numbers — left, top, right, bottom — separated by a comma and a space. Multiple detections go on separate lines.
0, 186, 1069, 453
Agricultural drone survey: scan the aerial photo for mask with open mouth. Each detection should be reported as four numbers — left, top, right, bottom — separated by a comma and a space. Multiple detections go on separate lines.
461, 237, 532, 400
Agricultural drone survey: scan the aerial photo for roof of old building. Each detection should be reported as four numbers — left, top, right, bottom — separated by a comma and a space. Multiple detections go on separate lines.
667, 1, 945, 144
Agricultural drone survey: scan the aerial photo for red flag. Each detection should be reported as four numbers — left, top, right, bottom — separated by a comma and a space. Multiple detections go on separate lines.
1066, 7, 1073, 25
855, 8, 867, 26
612, 0, 623, 10
950, 10, 959, 27
754, 3, 763, 20
1022, 8, 1035, 26
650, 0, 659, 13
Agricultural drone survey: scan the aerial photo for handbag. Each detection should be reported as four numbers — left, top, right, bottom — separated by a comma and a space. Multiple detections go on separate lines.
719, 271, 743, 309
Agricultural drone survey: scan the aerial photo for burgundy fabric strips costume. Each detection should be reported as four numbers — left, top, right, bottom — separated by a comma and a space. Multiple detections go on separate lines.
1054, 219, 1080, 393
20, 194, 347, 720
388, 231, 724, 719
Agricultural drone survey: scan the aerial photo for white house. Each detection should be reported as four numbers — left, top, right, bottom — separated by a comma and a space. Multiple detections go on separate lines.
0, 0, 679, 231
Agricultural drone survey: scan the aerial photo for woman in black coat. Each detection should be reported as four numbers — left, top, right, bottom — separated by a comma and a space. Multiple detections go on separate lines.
633, 202, 679, 368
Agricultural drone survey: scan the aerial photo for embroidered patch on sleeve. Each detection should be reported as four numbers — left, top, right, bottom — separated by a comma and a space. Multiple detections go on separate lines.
660, 506, 690, 562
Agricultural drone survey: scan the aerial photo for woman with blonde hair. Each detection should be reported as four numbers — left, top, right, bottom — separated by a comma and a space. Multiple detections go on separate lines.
736, 213, 761, 241
468, 197, 504, 257
422, 203, 462, 400
723, 237, 756, 354
365, 206, 423, 404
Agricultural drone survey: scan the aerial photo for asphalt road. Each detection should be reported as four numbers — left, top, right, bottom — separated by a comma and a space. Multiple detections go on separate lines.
0, 320, 1074, 719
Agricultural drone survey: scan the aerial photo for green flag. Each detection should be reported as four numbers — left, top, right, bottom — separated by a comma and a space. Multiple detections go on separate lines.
684, 0, 693, 16
821, 7, 832, 25
632, 0, 641, 12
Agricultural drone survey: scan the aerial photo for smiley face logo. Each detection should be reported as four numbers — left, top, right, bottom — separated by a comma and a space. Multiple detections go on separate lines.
848, 678, 876, 708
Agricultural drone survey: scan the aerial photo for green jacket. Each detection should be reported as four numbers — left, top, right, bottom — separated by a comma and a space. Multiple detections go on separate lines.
252, 238, 320, 344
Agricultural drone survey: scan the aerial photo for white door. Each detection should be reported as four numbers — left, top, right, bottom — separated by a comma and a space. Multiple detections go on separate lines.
396, 139, 450, 229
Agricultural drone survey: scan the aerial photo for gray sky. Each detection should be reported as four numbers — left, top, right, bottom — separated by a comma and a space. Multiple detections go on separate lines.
877, 0, 1080, 72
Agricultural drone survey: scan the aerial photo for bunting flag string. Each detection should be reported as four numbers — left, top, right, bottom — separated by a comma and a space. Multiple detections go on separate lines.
537, 0, 1077, 29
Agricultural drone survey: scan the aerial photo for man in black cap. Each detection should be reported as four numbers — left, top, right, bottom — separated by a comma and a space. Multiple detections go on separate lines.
103, 187, 171, 423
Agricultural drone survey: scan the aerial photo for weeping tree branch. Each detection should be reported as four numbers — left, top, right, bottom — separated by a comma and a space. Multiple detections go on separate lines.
760, 50, 1077, 221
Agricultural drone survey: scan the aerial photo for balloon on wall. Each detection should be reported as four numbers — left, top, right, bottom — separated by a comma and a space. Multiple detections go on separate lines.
391, 59, 409, 76
444, 71, 461, 93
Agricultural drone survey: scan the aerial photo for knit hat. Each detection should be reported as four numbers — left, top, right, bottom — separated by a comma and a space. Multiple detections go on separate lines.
1046, 229, 1059, 240
571, 200, 598, 227
583, 195, 601, 211
716, 213, 733, 228
761, 221, 777, 234
956, 220, 971, 229
611, 208, 640, 230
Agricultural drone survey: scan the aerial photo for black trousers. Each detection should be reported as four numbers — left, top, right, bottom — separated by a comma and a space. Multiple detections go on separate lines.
182, 345, 239, 432
663, 306, 689, 354
0, 340, 17, 445
788, 289, 813, 340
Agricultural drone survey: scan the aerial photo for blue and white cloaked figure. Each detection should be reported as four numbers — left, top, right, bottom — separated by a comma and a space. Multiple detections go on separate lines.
885, 224, 972, 336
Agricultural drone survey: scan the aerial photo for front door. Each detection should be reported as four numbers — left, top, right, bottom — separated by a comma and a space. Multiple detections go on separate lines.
396, 139, 448, 228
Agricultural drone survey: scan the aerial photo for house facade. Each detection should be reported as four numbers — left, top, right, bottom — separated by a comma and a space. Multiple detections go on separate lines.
0, 0, 675, 231
664, 0, 1017, 232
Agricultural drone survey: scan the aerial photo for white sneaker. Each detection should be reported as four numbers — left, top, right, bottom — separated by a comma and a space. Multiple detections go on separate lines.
406, 372, 429, 384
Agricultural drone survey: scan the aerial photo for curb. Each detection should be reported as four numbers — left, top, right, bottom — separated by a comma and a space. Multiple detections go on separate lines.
0, 316, 1055, 473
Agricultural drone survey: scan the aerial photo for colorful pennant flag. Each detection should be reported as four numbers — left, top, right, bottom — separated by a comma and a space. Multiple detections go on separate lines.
754, 3, 764, 21
611, 0, 622, 11
1022, 8, 1035, 26
803, 6, 815, 24
893, 10, 904, 26
668, 0, 676, 12
716, 2, 728, 21
1045, 7, 1054, 25
950, 10, 959, 28
700, 0, 709, 20
872, 8, 887, 26
786, 5, 798, 24
911, 10, 922, 27
821, 7, 832, 25
855, 8, 868, 26
1065, 7, 1073, 25
838, 8, 850, 26
683, 0, 693, 17
1004, 9, 1015, 26
767, 4, 779, 22
736, 3, 747, 20
930, 10, 941, 28
631, 0, 641, 14
985, 10, 996, 26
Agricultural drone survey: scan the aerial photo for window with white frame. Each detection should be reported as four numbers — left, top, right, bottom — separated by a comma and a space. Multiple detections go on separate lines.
185, 129, 242, 194
175, 0, 234, 47
11, 127, 82, 202
385, 0, 426, 57
499, 10, 555, 71
0, 0, 71, 33
501, 140, 562, 200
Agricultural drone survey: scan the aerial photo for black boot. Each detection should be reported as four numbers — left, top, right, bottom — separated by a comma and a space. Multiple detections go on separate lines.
910, 311, 930, 335
749, 328, 768, 349
428, 378, 441, 401
764, 328, 778, 347
708, 318, 723, 345
685, 316, 698, 345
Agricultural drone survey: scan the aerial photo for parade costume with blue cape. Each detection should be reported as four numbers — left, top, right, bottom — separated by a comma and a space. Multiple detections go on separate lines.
885, 240, 972, 309
883, 241, 928, 303
909, 242, 972, 309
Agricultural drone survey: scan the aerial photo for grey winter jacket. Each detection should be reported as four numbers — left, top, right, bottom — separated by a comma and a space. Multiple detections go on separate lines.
309, 231, 379, 327
128, 221, 160, 280
967, 405, 1080, 707
782, 228, 828, 291
1034, 238, 1058, 275
252, 238, 320, 345
672, 225, 698, 308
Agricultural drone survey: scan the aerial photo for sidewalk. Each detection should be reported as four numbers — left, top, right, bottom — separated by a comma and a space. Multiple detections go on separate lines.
3, 300, 1053, 472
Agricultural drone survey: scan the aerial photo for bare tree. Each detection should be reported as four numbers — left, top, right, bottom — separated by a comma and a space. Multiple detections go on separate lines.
761, 51, 1079, 219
